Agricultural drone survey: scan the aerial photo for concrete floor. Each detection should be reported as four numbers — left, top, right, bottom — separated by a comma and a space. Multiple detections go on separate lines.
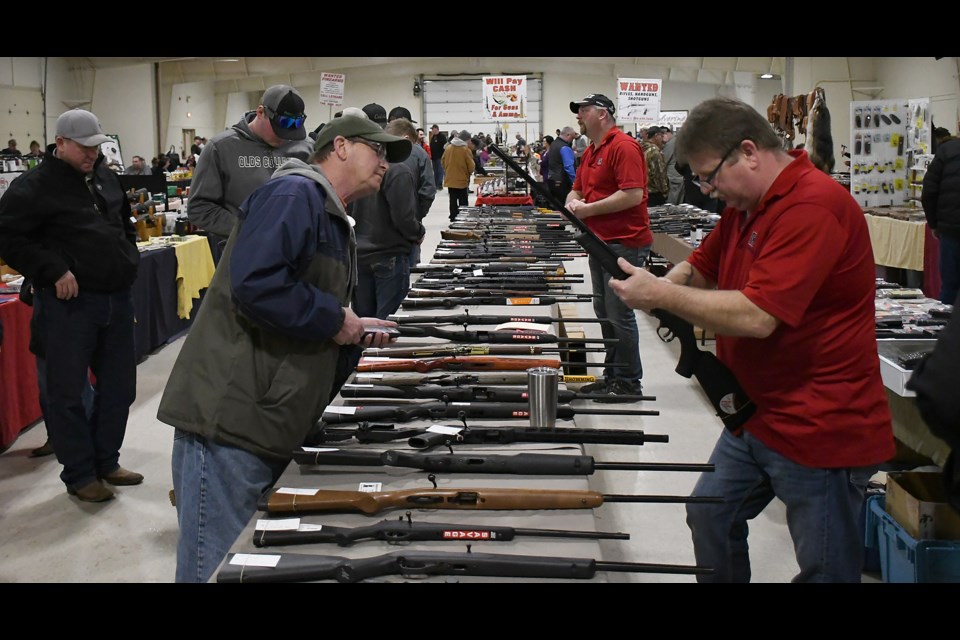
0, 185, 881, 583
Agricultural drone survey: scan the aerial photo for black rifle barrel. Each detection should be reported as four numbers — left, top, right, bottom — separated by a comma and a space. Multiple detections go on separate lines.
388, 313, 610, 325
320, 401, 658, 424
339, 383, 654, 403
252, 517, 630, 547
394, 326, 618, 345
217, 551, 713, 583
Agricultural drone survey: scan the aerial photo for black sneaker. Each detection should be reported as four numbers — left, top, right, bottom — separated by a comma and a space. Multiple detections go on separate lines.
593, 379, 644, 403
578, 380, 610, 394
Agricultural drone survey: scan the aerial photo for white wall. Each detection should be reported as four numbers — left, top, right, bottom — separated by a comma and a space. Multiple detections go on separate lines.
91, 64, 156, 167
875, 57, 960, 134
165, 81, 217, 160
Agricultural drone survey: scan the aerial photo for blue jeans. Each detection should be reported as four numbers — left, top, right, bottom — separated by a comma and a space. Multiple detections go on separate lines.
686, 429, 877, 582
172, 430, 288, 583
432, 158, 444, 188
939, 233, 960, 304
354, 254, 411, 320
589, 243, 650, 382
36, 288, 136, 490
409, 244, 421, 266
33, 292, 97, 423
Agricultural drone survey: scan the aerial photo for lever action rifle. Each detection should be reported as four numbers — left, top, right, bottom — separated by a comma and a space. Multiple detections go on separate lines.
292, 448, 713, 476
258, 485, 723, 516
321, 401, 658, 424
401, 295, 596, 309
339, 383, 655, 403
312, 422, 668, 448
489, 144, 756, 431
388, 326, 616, 345
252, 513, 630, 548
217, 550, 713, 583
361, 344, 608, 359
388, 312, 609, 325
355, 355, 615, 373
352, 371, 606, 386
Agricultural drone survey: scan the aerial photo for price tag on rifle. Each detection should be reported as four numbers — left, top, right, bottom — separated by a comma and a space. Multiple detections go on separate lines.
452, 268, 463, 274
229, 553, 280, 568
473, 269, 484, 276
427, 425, 465, 435
343, 383, 376, 388
358, 482, 382, 492
359, 357, 394, 362
255, 518, 301, 531
301, 447, 341, 452
506, 297, 539, 305
323, 405, 357, 415
275, 487, 320, 495
355, 373, 384, 381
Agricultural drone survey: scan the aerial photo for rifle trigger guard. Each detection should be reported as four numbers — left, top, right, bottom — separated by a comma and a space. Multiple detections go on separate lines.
657, 326, 675, 343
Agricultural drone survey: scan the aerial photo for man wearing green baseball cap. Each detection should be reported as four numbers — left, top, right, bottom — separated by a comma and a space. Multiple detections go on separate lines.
158, 115, 411, 583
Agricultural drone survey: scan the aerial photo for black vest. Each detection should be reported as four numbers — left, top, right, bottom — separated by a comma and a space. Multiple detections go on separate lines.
547, 137, 572, 185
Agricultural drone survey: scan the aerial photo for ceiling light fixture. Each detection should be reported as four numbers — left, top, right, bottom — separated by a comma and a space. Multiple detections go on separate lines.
760, 73, 774, 79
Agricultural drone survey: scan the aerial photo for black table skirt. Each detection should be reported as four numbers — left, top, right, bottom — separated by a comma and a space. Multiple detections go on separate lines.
131, 247, 204, 362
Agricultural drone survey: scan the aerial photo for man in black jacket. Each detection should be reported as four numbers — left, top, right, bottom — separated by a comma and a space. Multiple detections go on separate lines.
922, 137, 960, 303
0, 109, 142, 503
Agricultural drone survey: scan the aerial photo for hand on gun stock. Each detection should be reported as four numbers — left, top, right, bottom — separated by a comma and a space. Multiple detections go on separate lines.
334, 308, 397, 347
607, 257, 664, 314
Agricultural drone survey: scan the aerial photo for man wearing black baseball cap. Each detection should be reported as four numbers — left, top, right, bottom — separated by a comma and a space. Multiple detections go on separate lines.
362, 103, 389, 126
158, 114, 408, 582
187, 84, 314, 243
566, 92, 652, 400
388, 106, 417, 123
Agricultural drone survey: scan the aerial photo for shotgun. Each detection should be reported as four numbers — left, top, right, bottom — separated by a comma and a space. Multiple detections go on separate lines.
355, 355, 613, 373
311, 422, 668, 448
251, 514, 629, 548
320, 401, 658, 424
387, 312, 609, 326
291, 448, 712, 476
352, 372, 606, 387
361, 344, 607, 358
488, 144, 756, 432
217, 550, 713, 583
400, 295, 594, 309
339, 383, 655, 403
406, 286, 574, 297
386, 326, 616, 344
257, 485, 723, 515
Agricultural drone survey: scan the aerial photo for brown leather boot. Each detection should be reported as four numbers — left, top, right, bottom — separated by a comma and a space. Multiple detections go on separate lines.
68, 480, 115, 503
102, 467, 144, 486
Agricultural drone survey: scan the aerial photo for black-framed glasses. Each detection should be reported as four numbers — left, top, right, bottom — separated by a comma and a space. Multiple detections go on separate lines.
692, 140, 744, 190
350, 138, 387, 160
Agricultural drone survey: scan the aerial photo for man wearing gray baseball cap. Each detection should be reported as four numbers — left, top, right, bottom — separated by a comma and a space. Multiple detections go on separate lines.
0, 109, 142, 503
158, 115, 409, 582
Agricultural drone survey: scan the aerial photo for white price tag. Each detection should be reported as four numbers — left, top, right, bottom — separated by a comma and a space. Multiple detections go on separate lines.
428, 425, 464, 435
360, 357, 394, 362
355, 374, 383, 380
453, 268, 463, 274
275, 487, 320, 496
343, 384, 376, 388
323, 405, 357, 415
358, 482, 382, 492
255, 518, 300, 531
229, 553, 280, 568
301, 447, 340, 452
473, 269, 484, 276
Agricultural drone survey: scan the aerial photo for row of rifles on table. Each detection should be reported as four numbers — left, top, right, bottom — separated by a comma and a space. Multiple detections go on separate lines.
218, 204, 718, 583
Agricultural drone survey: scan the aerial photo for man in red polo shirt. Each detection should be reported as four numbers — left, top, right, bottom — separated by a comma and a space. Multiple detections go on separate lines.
609, 97, 894, 582
566, 93, 651, 400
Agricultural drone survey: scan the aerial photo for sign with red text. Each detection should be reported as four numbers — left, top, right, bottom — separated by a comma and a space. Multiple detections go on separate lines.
483, 76, 527, 121
319, 72, 346, 107
617, 78, 662, 126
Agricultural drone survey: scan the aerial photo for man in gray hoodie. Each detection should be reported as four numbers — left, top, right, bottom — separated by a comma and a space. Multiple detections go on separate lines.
187, 85, 314, 247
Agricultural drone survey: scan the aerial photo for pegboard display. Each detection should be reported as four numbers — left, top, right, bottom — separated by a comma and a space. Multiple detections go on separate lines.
849, 98, 930, 209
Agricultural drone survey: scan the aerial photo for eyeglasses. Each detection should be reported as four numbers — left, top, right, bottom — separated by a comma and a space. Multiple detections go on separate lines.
350, 138, 387, 160
692, 140, 744, 190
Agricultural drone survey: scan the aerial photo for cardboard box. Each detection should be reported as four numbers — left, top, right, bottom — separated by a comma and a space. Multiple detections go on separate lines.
885, 471, 960, 540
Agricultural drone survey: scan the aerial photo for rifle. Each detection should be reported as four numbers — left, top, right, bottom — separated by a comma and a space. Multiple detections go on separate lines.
434, 249, 586, 260
488, 144, 756, 431
252, 513, 629, 548
355, 355, 613, 373
339, 383, 655, 403
361, 344, 608, 358
320, 401, 658, 424
217, 550, 713, 583
411, 262, 565, 273
400, 295, 594, 309
387, 326, 615, 345
257, 485, 722, 516
406, 286, 573, 297
352, 372, 606, 386
311, 422, 668, 448
292, 448, 712, 476
388, 312, 609, 326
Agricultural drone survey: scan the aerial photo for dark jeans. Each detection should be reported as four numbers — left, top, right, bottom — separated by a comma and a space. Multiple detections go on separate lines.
448, 187, 469, 221
432, 158, 444, 188
939, 232, 960, 304
37, 288, 137, 491
354, 253, 411, 320
588, 243, 650, 382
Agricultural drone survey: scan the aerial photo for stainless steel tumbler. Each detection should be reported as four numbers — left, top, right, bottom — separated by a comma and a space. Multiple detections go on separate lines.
527, 366, 559, 428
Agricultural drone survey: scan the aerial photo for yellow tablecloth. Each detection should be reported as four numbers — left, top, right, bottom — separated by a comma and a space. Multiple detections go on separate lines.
864, 214, 926, 271
173, 236, 216, 319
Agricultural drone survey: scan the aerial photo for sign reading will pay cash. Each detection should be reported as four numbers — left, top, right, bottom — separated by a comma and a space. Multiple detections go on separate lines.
483, 76, 528, 121
617, 78, 662, 126
319, 72, 346, 107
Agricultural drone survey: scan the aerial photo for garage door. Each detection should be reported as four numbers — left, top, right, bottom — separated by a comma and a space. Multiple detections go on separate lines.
422, 76, 542, 145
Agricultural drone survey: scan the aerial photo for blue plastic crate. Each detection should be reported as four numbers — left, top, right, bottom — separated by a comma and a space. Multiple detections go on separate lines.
866, 495, 960, 583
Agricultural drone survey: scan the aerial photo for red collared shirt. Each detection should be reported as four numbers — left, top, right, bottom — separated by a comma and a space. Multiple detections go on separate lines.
572, 126, 652, 247
687, 151, 894, 468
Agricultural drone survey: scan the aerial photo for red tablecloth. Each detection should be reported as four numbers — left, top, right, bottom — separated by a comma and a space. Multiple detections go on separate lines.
0, 296, 41, 449
474, 195, 534, 206
923, 225, 941, 301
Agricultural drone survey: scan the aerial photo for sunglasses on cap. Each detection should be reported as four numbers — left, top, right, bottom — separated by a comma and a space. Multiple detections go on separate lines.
264, 105, 307, 130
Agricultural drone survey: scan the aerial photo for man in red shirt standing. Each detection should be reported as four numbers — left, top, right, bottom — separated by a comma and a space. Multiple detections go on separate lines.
566, 94, 651, 400
609, 97, 895, 582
